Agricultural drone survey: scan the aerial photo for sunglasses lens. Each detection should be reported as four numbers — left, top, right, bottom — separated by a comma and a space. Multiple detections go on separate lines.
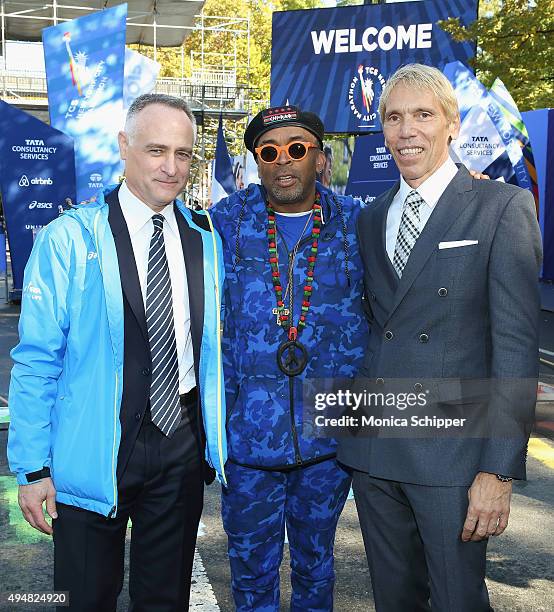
260, 146, 278, 163
288, 142, 307, 160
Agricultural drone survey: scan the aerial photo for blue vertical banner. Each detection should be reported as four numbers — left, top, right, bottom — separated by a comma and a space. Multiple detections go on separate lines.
211, 114, 236, 204
345, 133, 399, 204
0, 101, 76, 292
444, 61, 532, 191
489, 77, 540, 211
270, 0, 477, 133
522, 109, 554, 280
43, 3, 127, 203
124, 48, 160, 112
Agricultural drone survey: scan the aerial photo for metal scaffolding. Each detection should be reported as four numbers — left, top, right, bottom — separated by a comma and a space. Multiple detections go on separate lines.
0, 1, 262, 204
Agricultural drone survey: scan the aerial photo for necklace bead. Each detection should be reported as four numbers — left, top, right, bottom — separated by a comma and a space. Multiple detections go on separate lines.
266, 195, 322, 342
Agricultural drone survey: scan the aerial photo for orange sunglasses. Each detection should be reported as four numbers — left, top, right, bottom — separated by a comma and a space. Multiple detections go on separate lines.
254, 141, 319, 164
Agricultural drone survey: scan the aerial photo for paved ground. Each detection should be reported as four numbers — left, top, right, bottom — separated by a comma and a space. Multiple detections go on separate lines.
1, 433, 553, 611
1, 300, 553, 610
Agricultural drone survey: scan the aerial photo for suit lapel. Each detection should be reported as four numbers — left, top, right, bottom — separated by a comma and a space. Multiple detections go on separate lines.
376, 183, 401, 291
175, 207, 204, 376
387, 166, 476, 320
106, 187, 149, 345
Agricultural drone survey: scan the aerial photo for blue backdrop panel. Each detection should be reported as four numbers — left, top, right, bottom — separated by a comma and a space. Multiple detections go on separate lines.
346, 133, 399, 204
271, 0, 477, 134
43, 3, 127, 203
522, 109, 554, 280
0, 101, 76, 292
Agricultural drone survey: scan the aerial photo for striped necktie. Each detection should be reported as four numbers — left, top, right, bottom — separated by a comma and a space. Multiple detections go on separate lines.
392, 190, 424, 278
146, 214, 181, 437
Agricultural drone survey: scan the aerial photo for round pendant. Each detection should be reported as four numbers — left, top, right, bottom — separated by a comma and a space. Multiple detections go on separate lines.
277, 340, 308, 377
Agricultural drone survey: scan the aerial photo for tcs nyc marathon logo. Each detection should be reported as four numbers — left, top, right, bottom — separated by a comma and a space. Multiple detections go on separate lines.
348, 65, 386, 126
63, 31, 108, 120
311, 23, 433, 127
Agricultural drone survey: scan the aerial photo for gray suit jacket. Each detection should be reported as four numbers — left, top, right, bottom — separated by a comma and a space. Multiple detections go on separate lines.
337, 166, 542, 486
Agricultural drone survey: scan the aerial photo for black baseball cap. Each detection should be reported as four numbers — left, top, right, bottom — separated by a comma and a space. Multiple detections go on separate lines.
244, 105, 325, 153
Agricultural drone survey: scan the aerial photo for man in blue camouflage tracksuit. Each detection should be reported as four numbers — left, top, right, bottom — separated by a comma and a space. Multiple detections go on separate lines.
210, 106, 370, 611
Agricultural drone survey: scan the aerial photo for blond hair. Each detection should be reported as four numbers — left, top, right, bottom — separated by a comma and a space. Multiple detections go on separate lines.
378, 64, 459, 124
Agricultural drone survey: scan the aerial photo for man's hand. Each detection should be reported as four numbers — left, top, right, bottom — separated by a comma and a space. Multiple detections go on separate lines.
461, 472, 512, 542
469, 169, 490, 180
18, 478, 57, 535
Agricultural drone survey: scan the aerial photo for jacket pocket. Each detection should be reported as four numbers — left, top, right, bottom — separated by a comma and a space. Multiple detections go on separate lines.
226, 382, 241, 425
436, 244, 480, 259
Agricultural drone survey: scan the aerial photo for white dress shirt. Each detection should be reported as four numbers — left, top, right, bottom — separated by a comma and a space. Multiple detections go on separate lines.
119, 180, 195, 394
386, 157, 459, 262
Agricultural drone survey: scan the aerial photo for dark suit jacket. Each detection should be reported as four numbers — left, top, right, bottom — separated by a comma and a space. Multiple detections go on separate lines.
338, 166, 542, 486
105, 186, 215, 484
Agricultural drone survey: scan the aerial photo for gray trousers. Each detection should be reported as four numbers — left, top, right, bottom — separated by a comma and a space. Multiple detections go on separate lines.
352, 470, 493, 612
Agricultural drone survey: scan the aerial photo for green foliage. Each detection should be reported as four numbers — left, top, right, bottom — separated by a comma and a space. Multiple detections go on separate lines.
280, 0, 323, 9
136, 0, 327, 105
440, 0, 554, 111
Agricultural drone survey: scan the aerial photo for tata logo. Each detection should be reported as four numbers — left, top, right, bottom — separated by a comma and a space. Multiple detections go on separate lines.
89, 172, 104, 189
87, 251, 98, 260
28, 200, 53, 210
347, 64, 386, 127
19, 175, 30, 187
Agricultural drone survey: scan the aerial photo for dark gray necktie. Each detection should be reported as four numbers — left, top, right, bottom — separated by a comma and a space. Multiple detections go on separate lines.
392, 190, 424, 278
146, 214, 181, 437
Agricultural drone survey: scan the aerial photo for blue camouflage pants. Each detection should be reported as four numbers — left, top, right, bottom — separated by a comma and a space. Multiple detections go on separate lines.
221, 458, 351, 611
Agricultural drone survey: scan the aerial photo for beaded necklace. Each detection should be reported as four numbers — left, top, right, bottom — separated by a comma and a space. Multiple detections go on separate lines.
266, 193, 322, 343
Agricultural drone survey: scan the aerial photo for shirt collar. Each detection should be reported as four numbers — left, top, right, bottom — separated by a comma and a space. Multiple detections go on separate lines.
119, 180, 179, 238
398, 157, 458, 209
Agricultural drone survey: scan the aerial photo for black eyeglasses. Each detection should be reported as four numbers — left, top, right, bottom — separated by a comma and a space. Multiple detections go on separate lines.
254, 141, 319, 164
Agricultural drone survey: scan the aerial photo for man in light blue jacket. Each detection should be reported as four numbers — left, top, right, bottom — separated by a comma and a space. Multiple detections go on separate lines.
8, 94, 226, 610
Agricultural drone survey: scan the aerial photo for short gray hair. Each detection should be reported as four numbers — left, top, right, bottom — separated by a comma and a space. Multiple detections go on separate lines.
378, 64, 459, 124
124, 93, 197, 143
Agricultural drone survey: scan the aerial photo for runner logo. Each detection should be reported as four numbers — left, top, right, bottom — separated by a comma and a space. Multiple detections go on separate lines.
348, 65, 386, 128
19, 175, 30, 187
24, 281, 42, 301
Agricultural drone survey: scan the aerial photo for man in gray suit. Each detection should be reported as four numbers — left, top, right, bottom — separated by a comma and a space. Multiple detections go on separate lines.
338, 64, 542, 611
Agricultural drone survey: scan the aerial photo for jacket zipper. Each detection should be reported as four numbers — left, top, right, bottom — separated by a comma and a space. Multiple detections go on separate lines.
289, 376, 303, 465
274, 198, 335, 466
203, 209, 227, 486
276, 230, 305, 466
93, 210, 119, 518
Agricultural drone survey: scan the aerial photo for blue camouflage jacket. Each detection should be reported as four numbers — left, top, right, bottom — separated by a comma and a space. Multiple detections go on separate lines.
210, 182, 370, 469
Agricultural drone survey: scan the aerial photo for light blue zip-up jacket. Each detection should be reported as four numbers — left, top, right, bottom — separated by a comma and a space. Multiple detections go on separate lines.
8, 187, 227, 517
